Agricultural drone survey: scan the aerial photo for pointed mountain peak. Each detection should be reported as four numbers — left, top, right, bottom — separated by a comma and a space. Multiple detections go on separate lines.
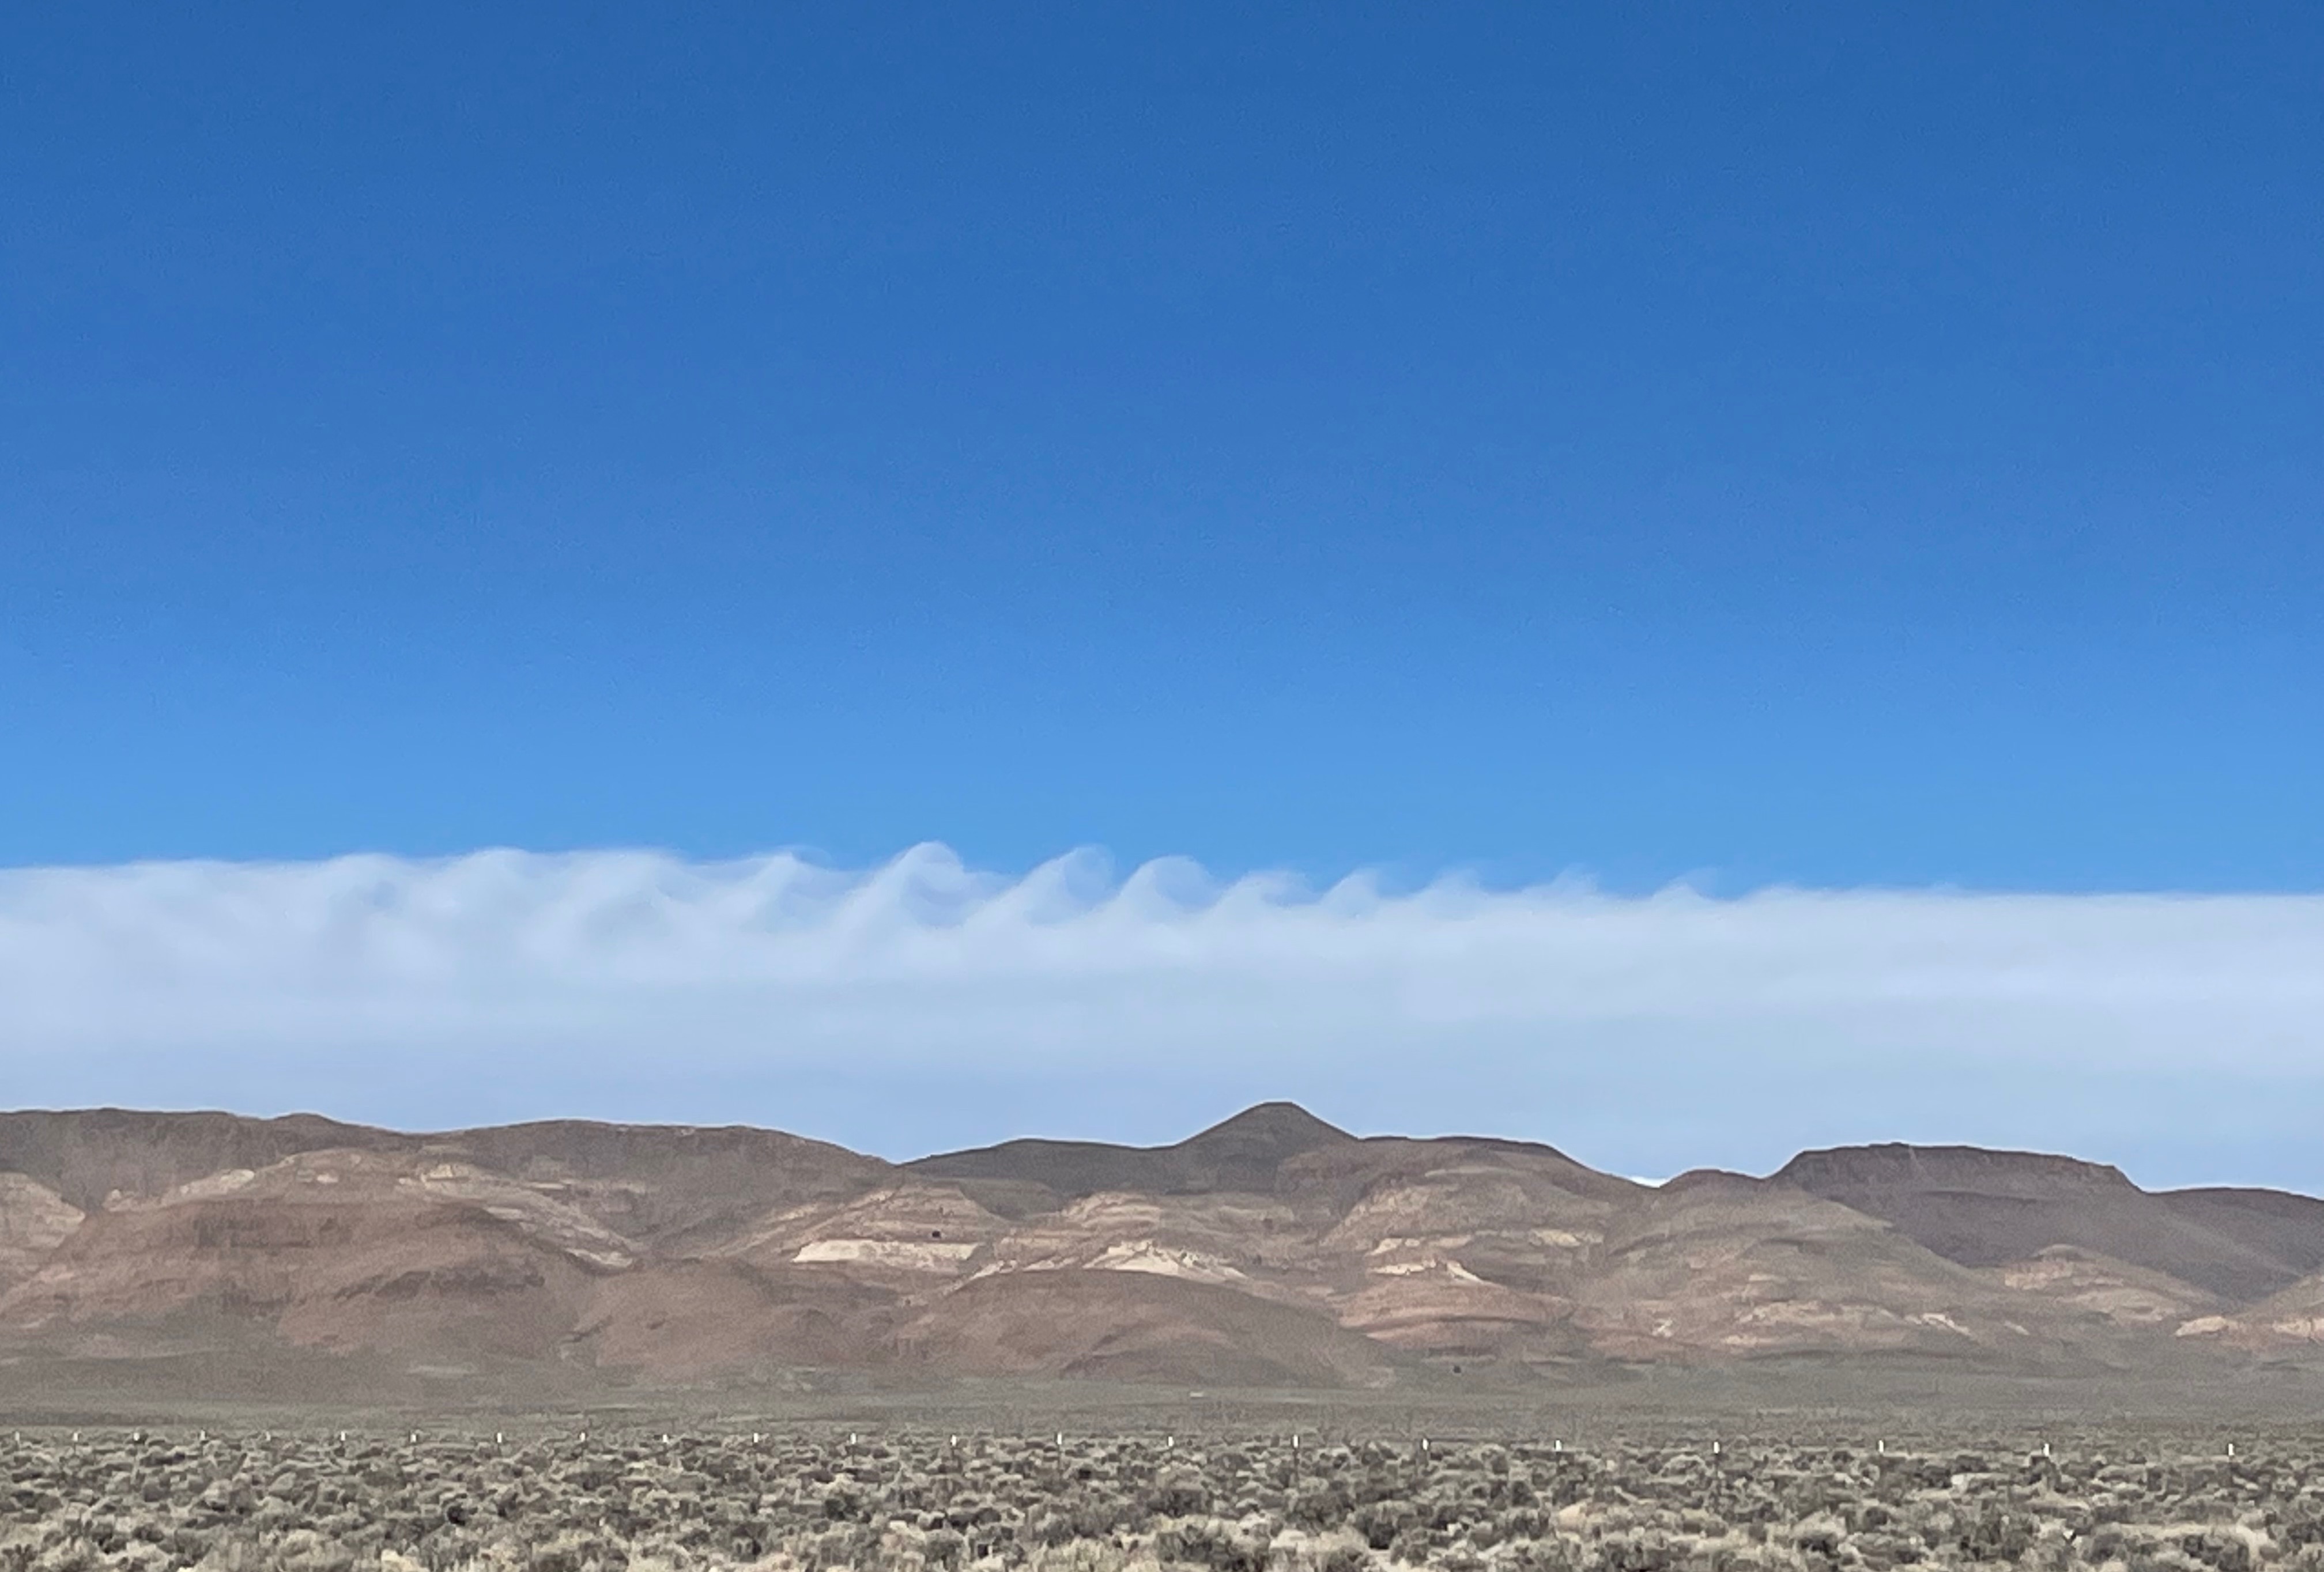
1182, 1101, 1353, 1153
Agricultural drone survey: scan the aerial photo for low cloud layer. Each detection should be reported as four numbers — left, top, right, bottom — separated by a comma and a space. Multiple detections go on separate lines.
3, 845, 2320, 1188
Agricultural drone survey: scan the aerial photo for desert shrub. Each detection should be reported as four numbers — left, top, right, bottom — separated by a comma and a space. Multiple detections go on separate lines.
31, 1539, 101, 1572
1956, 1507, 2036, 1563
2180, 1532, 2254, 1572
1792, 1516, 1848, 1559
16, 1428, 2324, 1572
1596, 1530, 1679, 1572
1504, 1537, 1586, 1572
1348, 1501, 1411, 1552
1288, 1485, 1350, 1533
1153, 1516, 1265, 1572
1024, 1544, 1133, 1572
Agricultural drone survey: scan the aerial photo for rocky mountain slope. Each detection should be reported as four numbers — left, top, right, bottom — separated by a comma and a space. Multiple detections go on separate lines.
2, 1102, 2322, 1389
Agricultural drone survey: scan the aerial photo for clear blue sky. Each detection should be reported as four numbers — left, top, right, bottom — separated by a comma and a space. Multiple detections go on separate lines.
7, 3, 2320, 890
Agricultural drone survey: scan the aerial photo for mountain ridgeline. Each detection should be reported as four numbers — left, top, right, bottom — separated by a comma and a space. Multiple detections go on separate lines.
2, 1102, 2322, 1392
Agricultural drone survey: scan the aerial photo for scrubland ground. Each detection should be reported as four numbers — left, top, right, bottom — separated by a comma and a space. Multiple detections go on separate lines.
7, 1419, 2324, 1572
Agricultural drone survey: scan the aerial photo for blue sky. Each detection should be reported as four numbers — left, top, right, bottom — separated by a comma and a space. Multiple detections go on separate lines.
7, 3, 2319, 892
7, 7, 2324, 1175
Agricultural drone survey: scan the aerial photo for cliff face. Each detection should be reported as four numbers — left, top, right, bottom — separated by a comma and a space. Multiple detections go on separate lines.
1, 1108, 2318, 1390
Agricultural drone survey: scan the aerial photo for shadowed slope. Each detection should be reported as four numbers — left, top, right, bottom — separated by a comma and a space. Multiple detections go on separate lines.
0, 1110, 897, 1261
0, 1109, 396, 1212
905, 1101, 1356, 1212
896, 1268, 1397, 1387
1574, 1172, 2065, 1362
2154, 1188, 2324, 1301
0, 1150, 608, 1359
424, 1120, 894, 1254
1774, 1144, 2324, 1302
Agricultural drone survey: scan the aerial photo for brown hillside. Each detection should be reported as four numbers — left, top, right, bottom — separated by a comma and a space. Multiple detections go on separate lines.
0, 1109, 396, 1212
2155, 1187, 2324, 1300
905, 1101, 1354, 1212
893, 1268, 1396, 1388
573, 1259, 897, 1378
0, 1104, 2316, 1393
426, 1119, 895, 1253
0, 1149, 608, 1360
1773, 1143, 2324, 1302
1574, 1172, 2050, 1362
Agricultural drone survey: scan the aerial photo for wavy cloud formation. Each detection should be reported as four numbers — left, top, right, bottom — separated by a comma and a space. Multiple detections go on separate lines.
3, 845, 2321, 1185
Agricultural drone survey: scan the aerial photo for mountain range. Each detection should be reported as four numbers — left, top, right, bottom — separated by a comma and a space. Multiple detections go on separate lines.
3, 1102, 2323, 1392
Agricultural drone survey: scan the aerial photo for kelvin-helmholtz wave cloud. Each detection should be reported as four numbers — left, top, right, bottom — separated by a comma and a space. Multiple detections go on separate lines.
4, 844, 2322, 1188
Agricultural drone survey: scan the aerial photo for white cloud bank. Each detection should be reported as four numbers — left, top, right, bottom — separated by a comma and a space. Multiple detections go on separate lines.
2, 844, 2321, 1186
